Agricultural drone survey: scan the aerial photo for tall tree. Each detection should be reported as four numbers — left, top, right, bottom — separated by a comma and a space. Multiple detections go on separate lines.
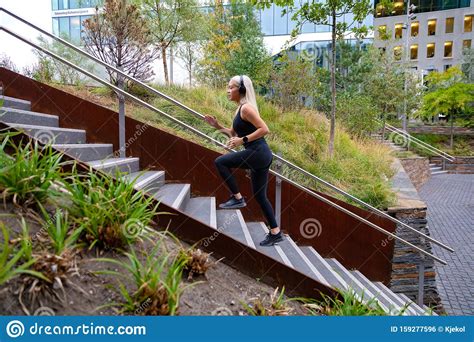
253, 0, 372, 156
420, 67, 474, 148
362, 46, 421, 133
82, 0, 159, 87
176, 9, 208, 87
224, 0, 272, 87
135, 0, 199, 85
198, 0, 271, 88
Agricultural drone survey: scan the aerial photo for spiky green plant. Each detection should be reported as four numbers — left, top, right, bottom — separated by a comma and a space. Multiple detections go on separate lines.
241, 287, 292, 316
0, 133, 65, 207
298, 288, 398, 316
97, 233, 195, 315
37, 203, 83, 256
0, 222, 49, 286
64, 167, 159, 249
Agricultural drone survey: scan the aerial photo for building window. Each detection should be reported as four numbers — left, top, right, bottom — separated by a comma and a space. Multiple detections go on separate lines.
411, 22, 419, 37
444, 41, 453, 58
52, 18, 59, 36
465, 15, 473, 32
392, 1, 405, 15
445, 17, 454, 33
395, 23, 403, 39
274, 5, 288, 35
428, 19, 437, 35
260, 6, 273, 35
394, 46, 402, 60
410, 44, 418, 60
463, 39, 472, 49
444, 65, 452, 71
378, 25, 387, 39
70, 16, 81, 44
427, 43, 435, 58
59, 17, 69, 38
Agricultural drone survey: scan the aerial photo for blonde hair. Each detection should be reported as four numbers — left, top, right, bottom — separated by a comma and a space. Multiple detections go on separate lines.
230, 75, 259, 114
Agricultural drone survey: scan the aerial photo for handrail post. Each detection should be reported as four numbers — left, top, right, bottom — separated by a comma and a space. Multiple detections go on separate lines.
275, 152, 282, 227
442, 158, 446, 171
117, 66, 126, 158
417, 253, 426, 307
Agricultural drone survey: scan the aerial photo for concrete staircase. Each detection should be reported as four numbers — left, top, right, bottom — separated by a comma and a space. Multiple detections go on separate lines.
370, 133, 407, 152
372, 132, 449, 176
429, 158, 449, 176
1, 95, 435, 315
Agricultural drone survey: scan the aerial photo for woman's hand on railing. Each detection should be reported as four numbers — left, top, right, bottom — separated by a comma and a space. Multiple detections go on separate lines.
204, 115, 219, 129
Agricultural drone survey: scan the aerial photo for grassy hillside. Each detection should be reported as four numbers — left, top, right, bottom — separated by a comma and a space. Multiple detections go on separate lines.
58, 84, 396, 209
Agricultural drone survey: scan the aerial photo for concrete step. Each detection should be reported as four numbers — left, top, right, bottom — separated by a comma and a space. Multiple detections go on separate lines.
86, 157, 140, 174
0, 107, 59, 127
432, 170, 448, 175
152, 183, 190, 210
4, 123, 86, 144
122, 170, 165, 193
300, 246, 348, 290
396, 293, 429, 316
350, 271, 407, 315
52, 143, 113, 162
246, 221, 293, 268
183, 196, 217, 229
324, 258, 387, 311
216, 209, 255, 248
276, 236, 332, 287
0, 95, 31, 111
373, 282, 420, 316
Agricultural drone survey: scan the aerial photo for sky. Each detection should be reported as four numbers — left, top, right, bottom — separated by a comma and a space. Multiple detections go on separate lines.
0, 0, 55, 70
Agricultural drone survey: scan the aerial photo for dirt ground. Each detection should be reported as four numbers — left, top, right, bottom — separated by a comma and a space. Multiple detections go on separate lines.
0, 203, 308, 316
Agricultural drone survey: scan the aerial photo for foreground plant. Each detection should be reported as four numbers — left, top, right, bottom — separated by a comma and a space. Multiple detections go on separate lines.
97, 233, 194, 315
299, 288, 395, 316
17, 208, 83, 313
178, 246, 218, 281
0, 133, 65, 208
65, 168, 159, 249
242, 287, 293, 316
0, 221, 48, 286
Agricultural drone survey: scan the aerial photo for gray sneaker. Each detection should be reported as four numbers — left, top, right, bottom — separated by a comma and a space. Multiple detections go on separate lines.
218, 195, 247, 209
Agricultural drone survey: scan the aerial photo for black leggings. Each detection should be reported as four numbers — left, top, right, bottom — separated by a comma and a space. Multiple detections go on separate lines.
214, 140, 278, 229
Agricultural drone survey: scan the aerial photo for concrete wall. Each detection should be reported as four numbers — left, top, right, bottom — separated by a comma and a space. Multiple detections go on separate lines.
399, 157, 431, 190
408, 126, 474, 135
387, 159, 443, 312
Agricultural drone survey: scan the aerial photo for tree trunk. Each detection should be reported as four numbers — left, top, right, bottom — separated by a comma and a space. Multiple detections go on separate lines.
328, 9, 337, 157
450, 111, 455, 150
189, 63, 192, 88
162, 45, 169, 85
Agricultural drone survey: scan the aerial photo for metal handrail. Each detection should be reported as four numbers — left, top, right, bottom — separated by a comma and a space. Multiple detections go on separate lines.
376, 119, 455, 162
0, 26, 450, 265
0, 7, 455, 254
383, 121, 456, 162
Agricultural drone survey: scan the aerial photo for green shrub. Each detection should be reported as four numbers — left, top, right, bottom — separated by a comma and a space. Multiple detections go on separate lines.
0, 132, 65, 208
64, 168, 159, 250
97, 234, 194, 315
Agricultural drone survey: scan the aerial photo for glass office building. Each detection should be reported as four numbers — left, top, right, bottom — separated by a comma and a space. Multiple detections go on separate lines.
51, 0, 100, 44
375, 0, 471, 17
257, 3, 373, 36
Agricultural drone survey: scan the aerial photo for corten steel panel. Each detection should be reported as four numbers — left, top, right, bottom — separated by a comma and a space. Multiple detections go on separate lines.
0, 121, 339, 302
1, 67, 396, 283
